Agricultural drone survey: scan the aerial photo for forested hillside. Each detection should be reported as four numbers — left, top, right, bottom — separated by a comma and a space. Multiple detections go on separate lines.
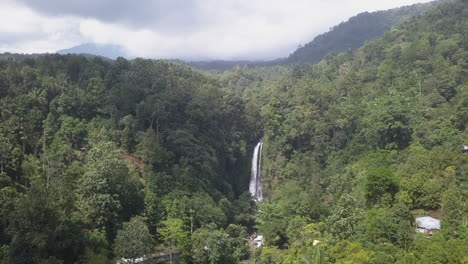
286, 1, 439, 64
57, 43, 126, 60
0, 55, 260, 263
244, 0, 468, 262
0, 0, 467, 263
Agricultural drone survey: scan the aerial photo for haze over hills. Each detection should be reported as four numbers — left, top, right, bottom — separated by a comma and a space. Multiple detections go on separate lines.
189, 0, 441, 71
57, 43, 128, 60
55, 1, 439, 72
285, 1, 439, 64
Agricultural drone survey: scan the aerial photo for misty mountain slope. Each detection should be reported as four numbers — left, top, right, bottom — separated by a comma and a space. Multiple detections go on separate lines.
186, 1, 439, 72
285, 1, 439, 64
55, 2, 438, 72
57, 43, 127, 59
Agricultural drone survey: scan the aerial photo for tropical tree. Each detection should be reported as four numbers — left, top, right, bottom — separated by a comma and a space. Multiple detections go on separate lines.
114, 216, 154, 260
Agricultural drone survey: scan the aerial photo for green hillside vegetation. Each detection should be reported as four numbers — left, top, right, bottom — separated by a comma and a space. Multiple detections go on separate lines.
286, 1, 440, 64
0, 0, 467, 263
246, 0, 468, 263
0, 55, 259, 263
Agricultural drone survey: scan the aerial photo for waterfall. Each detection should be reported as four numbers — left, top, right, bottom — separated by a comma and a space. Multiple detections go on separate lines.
249, 141, 263, 201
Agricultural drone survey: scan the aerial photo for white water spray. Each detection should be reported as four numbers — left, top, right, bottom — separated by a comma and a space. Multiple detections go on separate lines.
249, 141, 263, 201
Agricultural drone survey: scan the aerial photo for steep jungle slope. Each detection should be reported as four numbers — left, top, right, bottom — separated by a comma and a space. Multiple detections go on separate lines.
0, 55, 259, 263
285, 1, 441, 64
251, 0, 468, 263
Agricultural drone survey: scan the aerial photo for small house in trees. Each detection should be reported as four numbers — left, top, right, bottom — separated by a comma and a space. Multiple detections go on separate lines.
463, 145, 468, 153
416, 216, 440, 235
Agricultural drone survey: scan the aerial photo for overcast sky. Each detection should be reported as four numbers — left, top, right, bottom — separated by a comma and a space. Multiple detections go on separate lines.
0, 0, 432, 60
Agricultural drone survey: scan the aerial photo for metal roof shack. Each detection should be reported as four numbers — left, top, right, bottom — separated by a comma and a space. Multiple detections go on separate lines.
416, 216, 440, 235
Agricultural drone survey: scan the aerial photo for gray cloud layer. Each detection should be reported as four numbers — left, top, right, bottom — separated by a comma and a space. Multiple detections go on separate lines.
17, 0, 207, 32
4, 0, 433, 59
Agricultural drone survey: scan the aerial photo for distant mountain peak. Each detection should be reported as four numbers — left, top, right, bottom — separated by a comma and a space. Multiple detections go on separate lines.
57, 43, 128, 59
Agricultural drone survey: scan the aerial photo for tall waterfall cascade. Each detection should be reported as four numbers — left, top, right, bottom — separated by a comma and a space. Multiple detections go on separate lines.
249, 141, 263, 201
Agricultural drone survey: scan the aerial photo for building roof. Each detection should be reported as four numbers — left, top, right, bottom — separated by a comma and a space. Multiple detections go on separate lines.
416, 216, 440, 230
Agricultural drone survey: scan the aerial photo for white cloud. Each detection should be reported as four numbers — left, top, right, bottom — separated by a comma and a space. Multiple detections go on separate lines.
0, 0, 433, 59
0, 0, 83, 53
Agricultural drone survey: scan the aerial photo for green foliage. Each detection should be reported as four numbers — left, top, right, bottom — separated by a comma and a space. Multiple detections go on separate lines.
364, 168, 397, 205
254, 1, 468, 262
158, 218, 190, 252
136, 128, 169, 169
441, 188, 464, 232
287, 2, 438, 64
191, 224, 248, 264
1, 1, 468, 263
362, 95, 413, 150
114, 216, 154, 259
327, 194, 364, 241
399, 233, 468, 264
77, 141, 141, 235
330, 241, 375, 264
255, 246, 286, 264
360, 204, 414, 248
257, 181, 325, 247
0, 52, 260, 262
7, 188, 85, 263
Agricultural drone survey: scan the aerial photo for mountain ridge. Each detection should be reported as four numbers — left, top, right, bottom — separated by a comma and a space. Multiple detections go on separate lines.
285, 1, 440, 64
55, 1, 440, 71
57, 43, 128, 60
